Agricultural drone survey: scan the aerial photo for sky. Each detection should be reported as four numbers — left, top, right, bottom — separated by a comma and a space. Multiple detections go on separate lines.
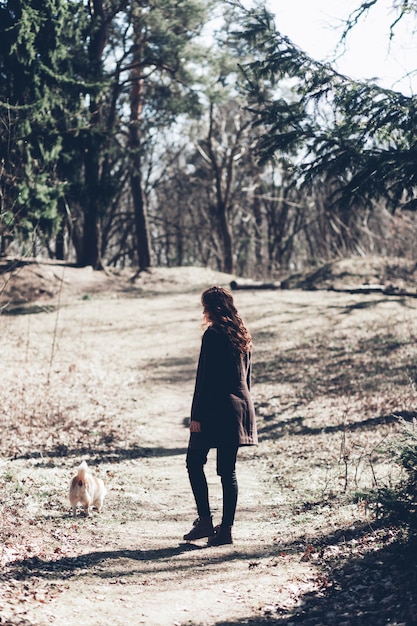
263, 0, 417, 95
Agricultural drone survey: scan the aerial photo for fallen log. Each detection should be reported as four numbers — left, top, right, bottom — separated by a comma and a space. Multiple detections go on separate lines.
328, 283, 417, 297
329, 283, 386, 294
230, 278, 417, 297
230, 279, 281, 290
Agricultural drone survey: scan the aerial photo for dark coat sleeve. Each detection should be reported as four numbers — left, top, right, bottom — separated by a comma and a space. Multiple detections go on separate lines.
191, 328, 225, 423
190, 327, 257, 447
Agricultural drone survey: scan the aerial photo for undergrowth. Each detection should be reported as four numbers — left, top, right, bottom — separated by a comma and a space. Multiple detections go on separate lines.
354, 418, 417, 541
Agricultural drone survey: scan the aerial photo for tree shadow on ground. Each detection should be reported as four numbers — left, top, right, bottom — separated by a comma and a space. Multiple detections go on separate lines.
13, 445, 188, 467
258, 409, 417, 440
254, 297, 417, 401
2, 519, 416, 625
254, 339, 415, 398
142, 355, 196, 384
1, 303, 58, 315
0, 543, 205, 581
0, 524, 352, 582
211, 534, 417, 626
338, 296, 415, 313
0, 541, 283, 584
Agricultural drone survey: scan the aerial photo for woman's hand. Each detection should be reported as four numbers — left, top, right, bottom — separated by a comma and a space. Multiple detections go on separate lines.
189, 420, 201, 433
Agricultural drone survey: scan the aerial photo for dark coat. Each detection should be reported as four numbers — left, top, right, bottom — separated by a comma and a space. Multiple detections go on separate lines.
189, 325, 258, 448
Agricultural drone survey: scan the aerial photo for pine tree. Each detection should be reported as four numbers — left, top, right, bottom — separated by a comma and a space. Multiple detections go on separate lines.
0, 0, 87, 255
238, 4, 417, 214
123, 0, 208, 270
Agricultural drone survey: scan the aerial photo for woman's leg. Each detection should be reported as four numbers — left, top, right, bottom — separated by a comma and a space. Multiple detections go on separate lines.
206, 447, 238, 545
216, 446, 239, 527
184, 445, 214, 540
186, 446, 211, 518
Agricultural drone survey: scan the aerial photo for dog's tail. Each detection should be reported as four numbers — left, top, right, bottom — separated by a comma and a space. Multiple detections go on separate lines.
73, 461, 89, 488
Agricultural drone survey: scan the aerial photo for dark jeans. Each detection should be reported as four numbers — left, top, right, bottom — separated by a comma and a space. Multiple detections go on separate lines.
186, 445, 239, 527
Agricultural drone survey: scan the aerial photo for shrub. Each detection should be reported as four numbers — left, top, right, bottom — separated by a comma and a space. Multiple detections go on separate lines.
358, 418, 417, 534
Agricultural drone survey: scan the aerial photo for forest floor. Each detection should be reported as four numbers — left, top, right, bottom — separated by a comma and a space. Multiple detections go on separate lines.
1, 256, 417, 626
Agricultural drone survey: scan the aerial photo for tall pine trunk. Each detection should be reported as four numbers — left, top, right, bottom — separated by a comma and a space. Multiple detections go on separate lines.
216, 201, 234, 274
129, 10, 151, 271
77, 0, 107, 269
79, 132, 101, 267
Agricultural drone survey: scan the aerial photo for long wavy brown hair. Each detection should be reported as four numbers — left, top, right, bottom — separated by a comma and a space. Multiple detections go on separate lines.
201, 286, 252, 356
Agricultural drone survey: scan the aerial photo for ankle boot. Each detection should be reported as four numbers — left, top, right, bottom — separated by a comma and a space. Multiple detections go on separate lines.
183, 516, 214, 541
207, 524, 233, 546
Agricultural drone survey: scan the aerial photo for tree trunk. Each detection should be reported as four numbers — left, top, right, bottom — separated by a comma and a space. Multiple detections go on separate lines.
129, 9, 151, 271
252, 175, 264, 274
217, 204, 234, 274
77, 0, 107, 269
131, 151, 151, 270
55, 220, 65, 260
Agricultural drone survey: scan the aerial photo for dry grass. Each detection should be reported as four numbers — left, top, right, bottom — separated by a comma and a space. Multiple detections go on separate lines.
0, 259, 416, 625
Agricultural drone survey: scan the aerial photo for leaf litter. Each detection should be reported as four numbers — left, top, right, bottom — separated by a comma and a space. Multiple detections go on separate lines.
0, 259, 416, 625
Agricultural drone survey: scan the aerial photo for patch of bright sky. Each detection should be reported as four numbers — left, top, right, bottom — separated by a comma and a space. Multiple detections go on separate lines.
262, 0, 417, 95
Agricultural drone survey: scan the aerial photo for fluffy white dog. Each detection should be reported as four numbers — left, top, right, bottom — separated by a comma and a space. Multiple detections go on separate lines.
69, 461, 107, 516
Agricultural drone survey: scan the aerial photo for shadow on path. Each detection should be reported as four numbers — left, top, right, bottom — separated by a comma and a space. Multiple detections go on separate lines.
258, 410, 417, 440
13, 445, 188, 467
2, 518, 416, 625
209, 535, 417, 626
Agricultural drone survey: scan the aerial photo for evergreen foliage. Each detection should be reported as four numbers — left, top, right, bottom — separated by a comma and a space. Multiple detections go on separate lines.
0, 0, 211, 266
237, 5, 417, 212
1, 1, 417, 271
0, 0, 88, 249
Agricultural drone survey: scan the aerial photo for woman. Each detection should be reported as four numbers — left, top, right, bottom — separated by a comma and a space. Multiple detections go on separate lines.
184, 286, 257, 546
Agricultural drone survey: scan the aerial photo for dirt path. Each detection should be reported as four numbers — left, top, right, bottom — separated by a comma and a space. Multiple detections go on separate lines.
1, 265, 417, 625
1, 288, 317, 625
